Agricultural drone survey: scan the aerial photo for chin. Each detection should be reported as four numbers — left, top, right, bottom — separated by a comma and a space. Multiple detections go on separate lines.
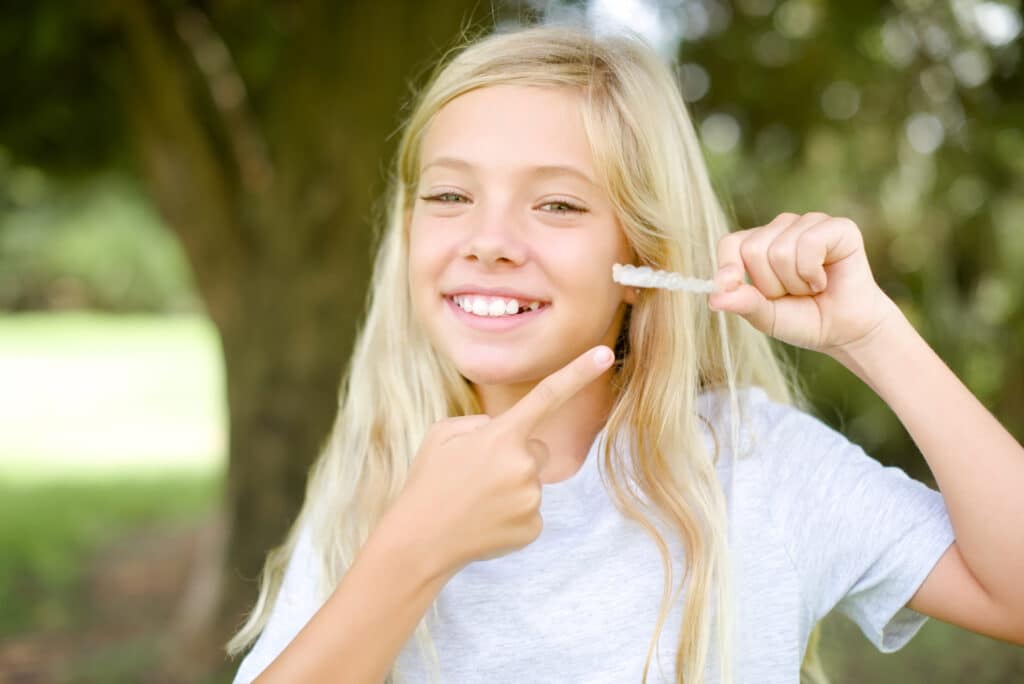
451, 351, 544, 387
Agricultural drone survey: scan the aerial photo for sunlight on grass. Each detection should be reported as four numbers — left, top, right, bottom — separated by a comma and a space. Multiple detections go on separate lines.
0, 312, 226, 638
0, 311, 226, 480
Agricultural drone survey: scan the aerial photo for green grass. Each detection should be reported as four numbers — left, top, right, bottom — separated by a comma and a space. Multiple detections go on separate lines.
0, 310, 225, 479
0, 472, 218, 636
0, 311, 225, 637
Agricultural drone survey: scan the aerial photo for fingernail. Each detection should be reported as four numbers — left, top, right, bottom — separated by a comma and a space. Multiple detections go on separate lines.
593, 346, 614, 366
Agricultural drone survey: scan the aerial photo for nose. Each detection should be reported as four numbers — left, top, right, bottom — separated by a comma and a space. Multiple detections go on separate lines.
458, 203, 529, 266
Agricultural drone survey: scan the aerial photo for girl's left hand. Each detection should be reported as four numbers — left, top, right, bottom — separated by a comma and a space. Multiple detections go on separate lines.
708, 212, 901, 356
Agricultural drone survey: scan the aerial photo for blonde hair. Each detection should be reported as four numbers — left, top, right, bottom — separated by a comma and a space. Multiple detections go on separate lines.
228, 21, 828, 684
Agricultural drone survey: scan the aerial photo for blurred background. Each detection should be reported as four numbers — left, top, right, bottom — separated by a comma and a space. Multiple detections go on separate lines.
0, 0, 1021, 682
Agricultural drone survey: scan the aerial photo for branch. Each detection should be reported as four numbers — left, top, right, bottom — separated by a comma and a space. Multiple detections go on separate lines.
114, 0, 248, 324
173, 7, 274, 194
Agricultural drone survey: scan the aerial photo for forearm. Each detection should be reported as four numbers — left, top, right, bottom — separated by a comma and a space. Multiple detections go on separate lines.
255, 510, 456, 683
831, 304, 1024, 610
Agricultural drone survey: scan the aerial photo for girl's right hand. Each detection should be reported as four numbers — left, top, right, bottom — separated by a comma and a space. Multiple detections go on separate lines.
390, 345, 616, 575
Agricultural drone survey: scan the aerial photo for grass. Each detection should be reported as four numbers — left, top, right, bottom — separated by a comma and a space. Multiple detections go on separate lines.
0, 311, 225, 480
0, 473, 218, 637
0, 311, 225, 640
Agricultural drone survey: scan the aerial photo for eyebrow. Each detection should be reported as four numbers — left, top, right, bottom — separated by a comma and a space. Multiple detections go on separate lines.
420, 156, 598, 188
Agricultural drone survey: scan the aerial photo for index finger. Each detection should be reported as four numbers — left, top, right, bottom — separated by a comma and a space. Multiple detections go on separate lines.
495, 346, 615, 436
714, 228, 752, 292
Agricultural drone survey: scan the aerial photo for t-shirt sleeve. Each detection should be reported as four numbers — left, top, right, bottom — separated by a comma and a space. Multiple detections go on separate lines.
748, 388, 956, 653
232, 522, 324, 683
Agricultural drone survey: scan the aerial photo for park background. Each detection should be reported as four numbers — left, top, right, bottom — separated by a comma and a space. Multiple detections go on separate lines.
1, 0, 1022, 682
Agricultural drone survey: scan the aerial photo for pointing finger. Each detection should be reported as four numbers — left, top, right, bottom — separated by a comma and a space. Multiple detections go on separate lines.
433, 414, 493, 444
496, 346, 615, 437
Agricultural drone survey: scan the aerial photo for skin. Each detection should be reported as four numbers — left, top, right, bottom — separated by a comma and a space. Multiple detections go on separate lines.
407, 84, 637, 484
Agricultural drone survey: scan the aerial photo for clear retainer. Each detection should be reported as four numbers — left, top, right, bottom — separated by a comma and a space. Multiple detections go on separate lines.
612, 263, 716, 293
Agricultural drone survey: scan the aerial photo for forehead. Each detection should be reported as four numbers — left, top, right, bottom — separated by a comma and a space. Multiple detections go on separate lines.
419, 85, 597, 183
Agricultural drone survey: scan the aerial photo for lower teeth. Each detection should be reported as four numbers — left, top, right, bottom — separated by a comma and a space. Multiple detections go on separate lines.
470, 309, 526, 317
454, 299, 541, 316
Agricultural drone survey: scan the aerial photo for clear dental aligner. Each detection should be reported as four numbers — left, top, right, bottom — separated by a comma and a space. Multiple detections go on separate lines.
612, 263, 716, 293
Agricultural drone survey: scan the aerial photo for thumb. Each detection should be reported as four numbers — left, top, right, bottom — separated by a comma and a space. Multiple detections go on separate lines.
708, 282, 775, 335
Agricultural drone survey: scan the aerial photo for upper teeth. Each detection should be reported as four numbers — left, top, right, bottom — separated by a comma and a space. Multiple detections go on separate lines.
452, 295, 542, 316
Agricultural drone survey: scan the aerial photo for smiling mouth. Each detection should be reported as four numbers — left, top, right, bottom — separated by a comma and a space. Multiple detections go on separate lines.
446, 294, 550, 317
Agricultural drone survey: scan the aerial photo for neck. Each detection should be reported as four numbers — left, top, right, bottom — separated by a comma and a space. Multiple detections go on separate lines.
474, 369, 615, 484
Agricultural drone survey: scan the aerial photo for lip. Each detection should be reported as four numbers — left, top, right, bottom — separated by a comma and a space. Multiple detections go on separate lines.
444, 295, 549, 331
443, 284, 549, 303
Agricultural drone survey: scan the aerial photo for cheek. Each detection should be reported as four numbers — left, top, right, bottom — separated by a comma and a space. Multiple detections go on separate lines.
408, 226, 442, 281
407, 234, 434, 315
407, 225, 455, 317
557, 242, 626, 304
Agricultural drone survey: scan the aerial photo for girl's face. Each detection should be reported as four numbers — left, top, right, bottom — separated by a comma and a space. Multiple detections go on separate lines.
408, 84, 636, 388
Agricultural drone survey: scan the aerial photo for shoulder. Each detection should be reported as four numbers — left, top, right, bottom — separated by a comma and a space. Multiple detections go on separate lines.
261, 515, 331, 627
696, 384, 839, 463
696, 386, 947, 551
232, 519, 323, 683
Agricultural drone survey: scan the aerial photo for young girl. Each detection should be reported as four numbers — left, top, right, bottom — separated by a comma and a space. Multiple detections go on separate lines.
226, 22, 1024, 684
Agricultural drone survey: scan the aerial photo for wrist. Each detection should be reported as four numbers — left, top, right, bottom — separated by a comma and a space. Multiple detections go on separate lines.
375, 502, 461, 586
827, 300, 917, 388
827, 293, 905, 366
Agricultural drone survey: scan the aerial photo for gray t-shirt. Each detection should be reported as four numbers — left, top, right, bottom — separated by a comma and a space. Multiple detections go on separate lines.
233, 386, 955, 683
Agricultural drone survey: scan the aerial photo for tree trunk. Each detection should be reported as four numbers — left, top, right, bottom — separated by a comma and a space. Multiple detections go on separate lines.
113, 1, 506, 679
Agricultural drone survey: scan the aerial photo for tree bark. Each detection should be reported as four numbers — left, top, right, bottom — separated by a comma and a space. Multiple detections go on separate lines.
113, 1, 505, 680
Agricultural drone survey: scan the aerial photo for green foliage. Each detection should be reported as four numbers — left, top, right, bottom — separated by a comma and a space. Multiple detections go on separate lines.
0, 1, 126, 175
820, 608, 1024, 683
671, 0, 1024, 476
0, 170, 200, 313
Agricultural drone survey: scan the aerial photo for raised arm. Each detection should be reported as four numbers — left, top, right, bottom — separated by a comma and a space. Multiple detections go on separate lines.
831, 306, 1024, 644
709, 211, 1024, 645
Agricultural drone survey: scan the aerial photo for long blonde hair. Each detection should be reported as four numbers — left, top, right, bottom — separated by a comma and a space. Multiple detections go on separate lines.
227, 21, 827, 684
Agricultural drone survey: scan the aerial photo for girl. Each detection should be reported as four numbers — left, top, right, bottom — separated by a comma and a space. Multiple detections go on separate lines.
226, 22, 1024, 684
